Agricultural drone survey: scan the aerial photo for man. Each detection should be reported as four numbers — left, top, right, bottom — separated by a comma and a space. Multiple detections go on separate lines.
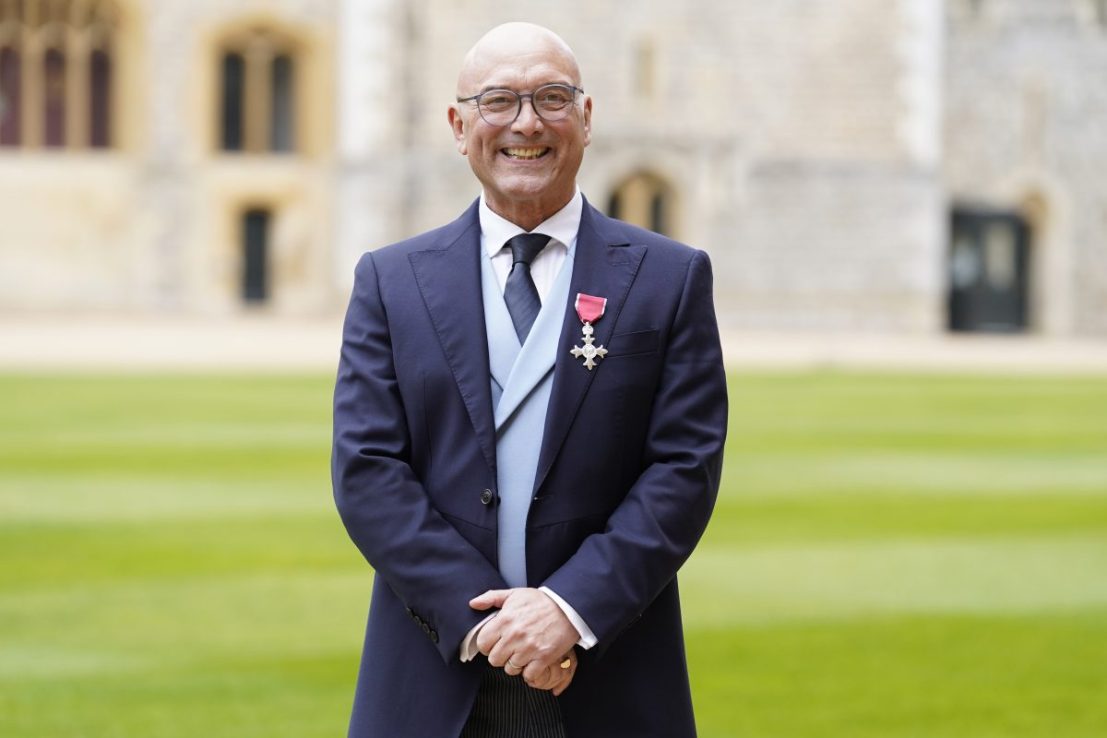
332, 22, 727, 737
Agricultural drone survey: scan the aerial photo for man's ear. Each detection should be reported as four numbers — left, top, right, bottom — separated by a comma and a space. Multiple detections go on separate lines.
448, 106, 468, 155
581, 96, 593, 148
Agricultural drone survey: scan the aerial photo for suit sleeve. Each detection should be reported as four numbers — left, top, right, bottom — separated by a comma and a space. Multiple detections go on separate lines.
540, 249, 728, 651
331, 252, 507, 662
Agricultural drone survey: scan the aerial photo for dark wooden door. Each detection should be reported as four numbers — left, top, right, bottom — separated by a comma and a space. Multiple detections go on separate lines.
949, 209, 1030, 332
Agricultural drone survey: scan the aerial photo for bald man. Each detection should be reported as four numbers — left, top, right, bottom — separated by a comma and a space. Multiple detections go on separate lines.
332, 22, 727, 737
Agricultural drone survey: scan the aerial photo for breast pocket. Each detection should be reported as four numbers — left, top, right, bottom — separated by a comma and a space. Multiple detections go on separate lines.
606, 328, 659, 358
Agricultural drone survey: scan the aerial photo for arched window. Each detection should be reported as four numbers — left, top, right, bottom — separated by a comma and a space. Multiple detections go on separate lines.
42, 45, 65, 146
220, 52, 245, 150
219, 28, 297, 153
607, 172, 676, 237
0, 0, 118, 149
242, 207, 271, 303
88, 23, 112, 147
0, 44, 21, 145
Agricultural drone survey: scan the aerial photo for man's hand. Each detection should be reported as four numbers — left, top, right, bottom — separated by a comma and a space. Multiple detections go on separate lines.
527, 647, 577, 696
470, 588, 580, 692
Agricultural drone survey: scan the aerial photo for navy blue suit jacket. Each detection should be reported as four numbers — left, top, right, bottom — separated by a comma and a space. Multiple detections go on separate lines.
332, 199, 728, 737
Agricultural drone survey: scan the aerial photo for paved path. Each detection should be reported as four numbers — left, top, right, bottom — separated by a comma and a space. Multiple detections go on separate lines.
2, 316, 1106, 374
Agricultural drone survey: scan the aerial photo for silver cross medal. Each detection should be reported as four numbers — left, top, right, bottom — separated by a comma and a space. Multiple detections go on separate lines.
570, 322, 607, 370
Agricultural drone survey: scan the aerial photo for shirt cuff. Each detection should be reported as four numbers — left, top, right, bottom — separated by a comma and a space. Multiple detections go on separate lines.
459, 612, 497, 662
539, 586, 598, 650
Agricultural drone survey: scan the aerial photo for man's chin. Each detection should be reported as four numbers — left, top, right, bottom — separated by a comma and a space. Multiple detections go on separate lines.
488, 179, 559, 205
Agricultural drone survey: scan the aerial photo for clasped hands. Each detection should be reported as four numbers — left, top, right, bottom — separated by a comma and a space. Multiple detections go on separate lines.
470, 587, 579, 696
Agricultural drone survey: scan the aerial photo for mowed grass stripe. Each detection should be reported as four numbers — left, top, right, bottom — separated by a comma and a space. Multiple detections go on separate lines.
725, 451, 1107, 497
706, 492, 1107, 544
684, 535, 1107, 627
687, 611, 1107, 738
0, 516, 360, 589
0, 477, 334, 522
728, 372, 1107, 454
1, 571, 370, 677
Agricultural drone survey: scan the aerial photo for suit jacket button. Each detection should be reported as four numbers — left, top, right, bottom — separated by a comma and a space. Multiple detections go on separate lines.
421, 622, 431, 634
430, 629, 439, 644
480, 489, 494, 506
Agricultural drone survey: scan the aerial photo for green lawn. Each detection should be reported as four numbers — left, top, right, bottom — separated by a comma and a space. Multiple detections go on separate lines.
1, 372, 1105, 737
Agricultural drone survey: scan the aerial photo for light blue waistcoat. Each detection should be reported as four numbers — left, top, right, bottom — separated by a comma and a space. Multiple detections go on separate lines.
480, 244, 575, 588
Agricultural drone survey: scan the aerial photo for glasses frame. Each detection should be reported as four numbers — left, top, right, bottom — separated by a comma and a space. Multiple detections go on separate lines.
456, 84, 585, 126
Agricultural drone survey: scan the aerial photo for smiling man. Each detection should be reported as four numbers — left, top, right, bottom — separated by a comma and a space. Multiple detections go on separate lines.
332, 22, 728, 737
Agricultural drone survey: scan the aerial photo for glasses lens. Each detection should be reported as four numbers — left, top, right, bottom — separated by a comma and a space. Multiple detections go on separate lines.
478, 90, 519, 125
533, 85, 576, 120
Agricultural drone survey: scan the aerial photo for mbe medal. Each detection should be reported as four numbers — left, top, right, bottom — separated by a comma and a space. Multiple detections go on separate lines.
570, 293, 608, 370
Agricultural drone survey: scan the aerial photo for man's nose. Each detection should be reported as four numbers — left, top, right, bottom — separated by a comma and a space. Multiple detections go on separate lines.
511, 98, 545, 135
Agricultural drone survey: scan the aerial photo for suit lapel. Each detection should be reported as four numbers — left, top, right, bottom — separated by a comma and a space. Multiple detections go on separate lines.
534, 202, 646, 492
408, 201, 497, 474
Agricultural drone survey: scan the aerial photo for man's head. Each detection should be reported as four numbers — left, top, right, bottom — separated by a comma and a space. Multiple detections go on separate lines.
448, 23, 592, 231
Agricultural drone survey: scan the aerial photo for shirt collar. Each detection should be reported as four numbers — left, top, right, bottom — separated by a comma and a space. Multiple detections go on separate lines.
480, 187, 583, 258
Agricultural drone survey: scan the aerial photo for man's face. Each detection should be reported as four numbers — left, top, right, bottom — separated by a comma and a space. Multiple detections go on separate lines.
449, 37, 592, 228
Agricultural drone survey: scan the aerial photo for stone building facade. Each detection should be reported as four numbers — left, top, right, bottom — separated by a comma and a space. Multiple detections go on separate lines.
1, 0, 1105, 335
0, 0, 338, 315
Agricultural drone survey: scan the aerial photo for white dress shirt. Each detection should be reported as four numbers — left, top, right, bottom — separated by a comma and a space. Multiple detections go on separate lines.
479, 190, 579, 300
459, 188, 599, 661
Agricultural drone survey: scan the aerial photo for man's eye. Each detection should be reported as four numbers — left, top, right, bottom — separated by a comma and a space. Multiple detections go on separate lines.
481, 93, 515, 109
538, 91, 571, 106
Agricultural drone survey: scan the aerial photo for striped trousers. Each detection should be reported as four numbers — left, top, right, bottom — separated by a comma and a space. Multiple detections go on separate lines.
460, 666, 567, 738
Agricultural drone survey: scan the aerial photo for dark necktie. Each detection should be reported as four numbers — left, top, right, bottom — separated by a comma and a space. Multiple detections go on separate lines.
503, 233, 549, 343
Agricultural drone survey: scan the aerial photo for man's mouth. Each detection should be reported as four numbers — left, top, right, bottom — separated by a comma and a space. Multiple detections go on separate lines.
502, 147, 550, 160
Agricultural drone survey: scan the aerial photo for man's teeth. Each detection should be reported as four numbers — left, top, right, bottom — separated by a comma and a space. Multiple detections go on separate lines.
503, 147, 548, 159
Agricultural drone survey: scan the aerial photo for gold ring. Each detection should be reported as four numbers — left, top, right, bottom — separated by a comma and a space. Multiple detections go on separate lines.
507, 659, 523, 671
559, 656, 572, 670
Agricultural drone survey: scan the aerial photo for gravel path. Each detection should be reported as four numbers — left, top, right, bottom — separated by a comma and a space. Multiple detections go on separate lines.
2, 316, 1106, 374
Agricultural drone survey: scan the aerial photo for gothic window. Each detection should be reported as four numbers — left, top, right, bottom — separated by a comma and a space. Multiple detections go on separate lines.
89, 45, 110, 146
270, 53, 293, 151
0, 0, 118, 149
607, 172, 676, 237
242, 208, 271, 303
219, 28, 297, 153
220, 52, 245, 150
0, 44, 20, 145
42, 45, 64, 146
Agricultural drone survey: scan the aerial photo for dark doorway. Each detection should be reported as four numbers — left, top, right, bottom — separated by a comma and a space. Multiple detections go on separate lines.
242, 208, 270, 303
948, 208, 1030, 333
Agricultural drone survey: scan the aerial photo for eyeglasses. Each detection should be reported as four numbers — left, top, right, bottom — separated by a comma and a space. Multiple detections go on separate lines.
457, 84, 584, 127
